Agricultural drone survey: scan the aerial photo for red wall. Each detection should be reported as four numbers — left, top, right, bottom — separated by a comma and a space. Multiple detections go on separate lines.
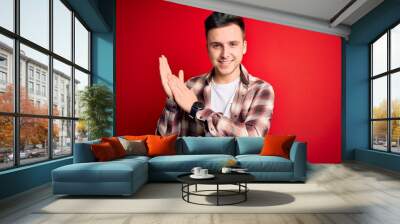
116, 0, 342, 163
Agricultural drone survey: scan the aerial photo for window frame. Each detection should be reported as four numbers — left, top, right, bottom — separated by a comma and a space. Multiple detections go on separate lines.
370, 21, 400, 154
0, 0, 92, 171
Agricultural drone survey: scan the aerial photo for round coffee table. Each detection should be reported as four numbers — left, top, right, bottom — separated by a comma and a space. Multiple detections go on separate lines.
177, 172, 255, 206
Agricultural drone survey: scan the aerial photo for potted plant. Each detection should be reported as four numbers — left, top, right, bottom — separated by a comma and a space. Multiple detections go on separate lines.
79, 84, 113, 140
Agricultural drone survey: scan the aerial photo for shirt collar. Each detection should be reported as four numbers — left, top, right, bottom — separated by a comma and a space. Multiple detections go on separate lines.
205, 64, 250, 86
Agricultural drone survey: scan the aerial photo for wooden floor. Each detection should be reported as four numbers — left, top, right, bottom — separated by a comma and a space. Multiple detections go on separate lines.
1, 162, 400, 224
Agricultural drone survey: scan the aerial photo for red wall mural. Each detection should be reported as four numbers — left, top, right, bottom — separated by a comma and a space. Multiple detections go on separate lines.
116, 0, 342, 163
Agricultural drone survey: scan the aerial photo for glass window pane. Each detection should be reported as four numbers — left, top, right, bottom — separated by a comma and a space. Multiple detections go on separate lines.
391, 24, 400, 70
392, 72, 400, 118
53, 59, 72, 117
20, 44, 49, 115
53, 119, 72, 158
372, 77, 387, 119
0, 116, 13, 170
391, 120, 400, 153
75, 120, 88, 143
20, 0, 49, 49
0, 34, 14, 112
372, 33, 387, 76
0, 0, 14, 32
74, 17, 89, 70
20, 117, 49, 165
372, 121, 388, 151
53, 0, 72, 60
74, 69, 89, 118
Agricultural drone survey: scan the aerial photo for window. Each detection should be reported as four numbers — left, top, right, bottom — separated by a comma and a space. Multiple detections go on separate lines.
0, 71, 6, 85
371, 23, 400, 154
42, 85, 46, 97
0, 54, 8, 87
0, 55, 7, 67
53, 59, 71, 117
75, 17, 89, 70
28, 81, 34, 94
20, 0, 49, 49
0, 0, 14, 32
0, 34, 13, 113
0, 0, 91, 170
35, 83, 40, 95
35, 70, 40, 81
28, 67, 34, 80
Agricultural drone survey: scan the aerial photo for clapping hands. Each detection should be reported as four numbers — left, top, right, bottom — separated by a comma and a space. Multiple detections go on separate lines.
158, 55, 198, 113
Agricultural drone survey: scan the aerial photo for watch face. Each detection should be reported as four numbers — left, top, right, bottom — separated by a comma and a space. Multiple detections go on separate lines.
194, 101, 205, 110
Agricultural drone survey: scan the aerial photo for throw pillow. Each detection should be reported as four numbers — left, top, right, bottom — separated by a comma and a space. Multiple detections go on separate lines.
124, 135, 148, 141
146, 134, 178, 157
91, 142, 117, 161
118, 137, 147, 156
259, 135, 296, 159
101, 137, 127, 158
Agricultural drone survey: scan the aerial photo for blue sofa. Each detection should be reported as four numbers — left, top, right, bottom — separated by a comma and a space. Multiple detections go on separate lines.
52, 137, 307, 196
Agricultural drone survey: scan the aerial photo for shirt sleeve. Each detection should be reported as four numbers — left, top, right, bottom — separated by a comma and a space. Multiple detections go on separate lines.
155, 97, 183, 136
196, 84, 274, 137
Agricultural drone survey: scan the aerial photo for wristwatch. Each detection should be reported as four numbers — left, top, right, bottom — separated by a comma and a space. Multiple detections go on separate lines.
189, 101, 205, 119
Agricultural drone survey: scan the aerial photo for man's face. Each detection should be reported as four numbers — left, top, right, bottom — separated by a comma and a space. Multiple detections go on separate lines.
207, 23, 247, 77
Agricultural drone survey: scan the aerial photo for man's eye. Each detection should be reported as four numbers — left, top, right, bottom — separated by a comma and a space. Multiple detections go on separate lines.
212, 44, 221, 48
230, 42, 238, 47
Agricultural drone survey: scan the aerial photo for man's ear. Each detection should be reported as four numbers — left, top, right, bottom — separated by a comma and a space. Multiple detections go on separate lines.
243, 40, 247, 55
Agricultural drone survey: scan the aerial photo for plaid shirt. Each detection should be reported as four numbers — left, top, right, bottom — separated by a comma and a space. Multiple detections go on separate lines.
156, 65, 274, 137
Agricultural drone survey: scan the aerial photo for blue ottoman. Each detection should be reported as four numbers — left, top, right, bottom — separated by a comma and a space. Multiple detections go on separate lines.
52, 157, 148, 196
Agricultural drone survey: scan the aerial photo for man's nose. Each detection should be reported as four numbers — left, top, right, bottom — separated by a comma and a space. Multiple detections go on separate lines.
221, 46, 230, 58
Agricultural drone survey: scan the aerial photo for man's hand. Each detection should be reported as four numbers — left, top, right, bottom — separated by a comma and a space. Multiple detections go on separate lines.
168, 70, 198, 113
159, 55, 173, 99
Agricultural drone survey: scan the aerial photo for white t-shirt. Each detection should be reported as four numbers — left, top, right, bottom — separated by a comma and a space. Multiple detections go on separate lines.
210, 77, 240, 118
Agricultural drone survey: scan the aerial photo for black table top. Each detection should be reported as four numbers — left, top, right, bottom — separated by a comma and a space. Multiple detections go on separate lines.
177, 172, 255, 185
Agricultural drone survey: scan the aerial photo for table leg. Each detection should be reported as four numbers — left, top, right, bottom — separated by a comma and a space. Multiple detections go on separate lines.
195, 184, 197, 192
245, 183, 247, 201
217, 184, 219, 206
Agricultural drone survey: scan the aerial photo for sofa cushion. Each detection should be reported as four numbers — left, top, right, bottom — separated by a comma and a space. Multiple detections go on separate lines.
118, 138, 147, 156
236, 137, 264, 155
101, 137, 127, 158
146, 135, 178, 157
91, 142, 118, 161
148, 154, 235, 172
260, 135, 296, 159
236, 155, 293, 172
176, 137, 235, 155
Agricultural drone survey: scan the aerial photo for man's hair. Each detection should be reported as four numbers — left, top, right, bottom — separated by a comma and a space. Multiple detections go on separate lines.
204, 12, 245, 38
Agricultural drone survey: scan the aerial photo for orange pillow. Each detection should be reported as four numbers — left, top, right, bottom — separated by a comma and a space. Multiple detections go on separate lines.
146, 135, 178, 157
91, 142, 118, 161
124, 135, 148, 141
259, 135, 296, 159
101, 137, 126, 158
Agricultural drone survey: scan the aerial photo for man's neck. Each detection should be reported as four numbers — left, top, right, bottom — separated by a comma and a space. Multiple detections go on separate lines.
213, 67, 241, 84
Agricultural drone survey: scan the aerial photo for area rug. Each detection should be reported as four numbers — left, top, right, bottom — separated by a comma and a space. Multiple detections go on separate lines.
37, 183, 362, 214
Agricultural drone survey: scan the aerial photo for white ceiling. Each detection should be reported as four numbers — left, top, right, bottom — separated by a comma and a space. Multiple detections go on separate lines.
225, 0, 352, 22
167, 0, 384, 39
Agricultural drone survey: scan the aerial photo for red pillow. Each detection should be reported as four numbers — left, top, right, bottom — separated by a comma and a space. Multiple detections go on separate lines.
146, 135, 178, 157
260, 135, 296, 159
91, 142, 118, 161
101, 137, 126, 158
124, 135, 148, 141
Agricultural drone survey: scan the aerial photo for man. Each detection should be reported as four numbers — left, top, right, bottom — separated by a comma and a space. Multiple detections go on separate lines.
156, 12, 274, 137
